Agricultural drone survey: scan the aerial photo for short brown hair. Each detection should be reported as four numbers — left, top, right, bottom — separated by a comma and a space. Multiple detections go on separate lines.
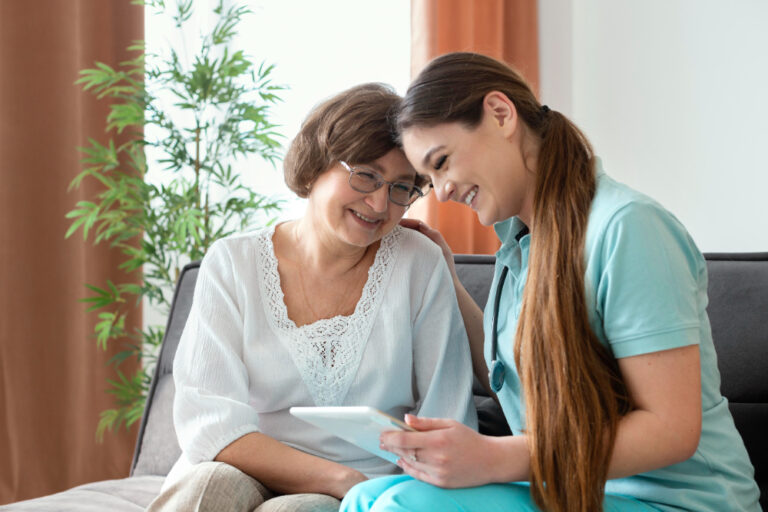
283, 83, 402, 198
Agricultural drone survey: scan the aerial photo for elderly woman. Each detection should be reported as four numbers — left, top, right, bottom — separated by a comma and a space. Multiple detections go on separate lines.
146, 83, 478, 512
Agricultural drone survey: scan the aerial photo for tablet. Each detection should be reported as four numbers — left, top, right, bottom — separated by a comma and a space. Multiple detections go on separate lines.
289, 406, 415, 464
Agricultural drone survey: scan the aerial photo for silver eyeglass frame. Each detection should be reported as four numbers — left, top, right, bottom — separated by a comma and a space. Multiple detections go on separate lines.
339, 160, 431, 207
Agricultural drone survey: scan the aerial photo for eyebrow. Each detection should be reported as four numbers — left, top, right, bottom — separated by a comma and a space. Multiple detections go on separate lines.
421, 145, 446, 169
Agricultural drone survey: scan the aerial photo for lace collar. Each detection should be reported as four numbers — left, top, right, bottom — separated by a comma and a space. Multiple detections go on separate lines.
257, 224, 402, 406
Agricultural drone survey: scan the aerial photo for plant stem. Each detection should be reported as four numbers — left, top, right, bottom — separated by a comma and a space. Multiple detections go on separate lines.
194, 122, 201, 254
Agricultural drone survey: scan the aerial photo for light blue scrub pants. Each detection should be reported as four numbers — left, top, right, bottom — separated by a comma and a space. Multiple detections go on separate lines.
341, 475, 659, 512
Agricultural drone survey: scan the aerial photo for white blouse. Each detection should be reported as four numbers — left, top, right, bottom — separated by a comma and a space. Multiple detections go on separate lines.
168, 224, 478, 481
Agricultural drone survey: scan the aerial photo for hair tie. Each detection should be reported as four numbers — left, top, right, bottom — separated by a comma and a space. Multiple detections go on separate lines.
540, 104, 550, 114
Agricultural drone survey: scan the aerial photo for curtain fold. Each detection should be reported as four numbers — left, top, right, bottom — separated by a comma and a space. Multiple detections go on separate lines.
409, 0, 540, 255
0, 1, 143, 504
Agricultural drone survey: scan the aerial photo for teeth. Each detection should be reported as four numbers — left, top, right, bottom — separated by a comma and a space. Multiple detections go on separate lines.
464, 187, 477, 206
353, 211, 378, 223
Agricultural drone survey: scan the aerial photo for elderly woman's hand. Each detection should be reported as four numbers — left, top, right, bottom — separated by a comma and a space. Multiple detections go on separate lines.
399, 219, 457, 281
379, 415, 529, 489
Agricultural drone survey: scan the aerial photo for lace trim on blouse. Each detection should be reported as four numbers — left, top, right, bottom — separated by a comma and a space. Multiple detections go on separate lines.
257, 225, 402, 406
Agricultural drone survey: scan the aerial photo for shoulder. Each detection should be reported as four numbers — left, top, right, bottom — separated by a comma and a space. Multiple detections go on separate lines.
586, 173, 705, 277
204, 226, 274, 266
390, 225, 446, 268
590, 173, 686, 244
381, 226, 454, 298
590, 173, 664, 229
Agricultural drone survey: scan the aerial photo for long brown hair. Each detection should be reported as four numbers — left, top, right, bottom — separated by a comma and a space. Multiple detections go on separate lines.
398, 52, 631, 512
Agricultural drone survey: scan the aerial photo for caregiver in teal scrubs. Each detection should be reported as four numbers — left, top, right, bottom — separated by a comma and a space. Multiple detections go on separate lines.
341, 52, 760, 512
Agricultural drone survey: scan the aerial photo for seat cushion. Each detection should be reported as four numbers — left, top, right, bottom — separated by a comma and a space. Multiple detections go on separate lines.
0, 475, 163, 511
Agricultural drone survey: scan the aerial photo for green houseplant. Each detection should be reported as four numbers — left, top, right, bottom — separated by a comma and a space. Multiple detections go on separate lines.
66, 0, 285, 439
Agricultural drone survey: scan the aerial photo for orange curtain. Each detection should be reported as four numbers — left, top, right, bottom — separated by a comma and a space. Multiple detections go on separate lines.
0, 1, 143, 504
408, 0, 540, 255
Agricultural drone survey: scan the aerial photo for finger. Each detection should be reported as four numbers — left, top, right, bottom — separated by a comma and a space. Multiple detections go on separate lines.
397, 457, 441, 487
399, 218, 423, 230
405, 414, 456, 431
380, 416, 456, 449
400, 217, 439, 234
382, 444, 412, 460
380, 429, 435, 450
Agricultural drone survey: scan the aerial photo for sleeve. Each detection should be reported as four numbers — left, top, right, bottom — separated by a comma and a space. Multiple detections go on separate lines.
172, 240, 260, 463
410, 252, 479, 430
596, 201, 706, 359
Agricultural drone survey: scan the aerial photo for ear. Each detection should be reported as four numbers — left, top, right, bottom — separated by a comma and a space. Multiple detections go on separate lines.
483, 91, 517, 132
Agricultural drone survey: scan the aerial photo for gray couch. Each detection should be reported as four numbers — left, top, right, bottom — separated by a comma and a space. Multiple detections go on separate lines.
3, 253, 765, 510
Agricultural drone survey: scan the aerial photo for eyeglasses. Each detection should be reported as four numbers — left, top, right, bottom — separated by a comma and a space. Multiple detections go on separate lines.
340, 161, 431, 207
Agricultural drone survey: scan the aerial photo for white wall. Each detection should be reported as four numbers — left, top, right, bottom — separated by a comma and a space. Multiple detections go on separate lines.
539, 0, 768, 252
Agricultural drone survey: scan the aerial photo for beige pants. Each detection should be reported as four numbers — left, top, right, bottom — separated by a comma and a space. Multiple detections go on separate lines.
146, 461, 341, 512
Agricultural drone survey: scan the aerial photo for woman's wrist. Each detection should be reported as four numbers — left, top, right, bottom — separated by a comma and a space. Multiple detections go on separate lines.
485, 434, 530, 483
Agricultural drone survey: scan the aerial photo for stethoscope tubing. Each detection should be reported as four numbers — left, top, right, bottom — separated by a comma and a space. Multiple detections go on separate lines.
489, 265, 509, 393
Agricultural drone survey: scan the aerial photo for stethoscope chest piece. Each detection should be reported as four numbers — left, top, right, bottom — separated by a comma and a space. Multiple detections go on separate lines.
489, 359, 506, 393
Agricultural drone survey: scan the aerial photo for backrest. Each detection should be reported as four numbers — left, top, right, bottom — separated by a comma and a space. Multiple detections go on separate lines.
453, 255, 512, 437
131, 262, 198, 476
131, 253, 767, 509
704, 253, 768, 508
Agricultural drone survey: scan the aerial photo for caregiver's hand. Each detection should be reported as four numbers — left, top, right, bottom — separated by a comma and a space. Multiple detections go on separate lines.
380, 415, 529, 488
399, 219, 457, 281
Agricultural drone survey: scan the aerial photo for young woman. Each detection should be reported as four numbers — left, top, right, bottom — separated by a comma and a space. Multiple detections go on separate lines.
146, 83, 477, 512
341, 53, 760, 512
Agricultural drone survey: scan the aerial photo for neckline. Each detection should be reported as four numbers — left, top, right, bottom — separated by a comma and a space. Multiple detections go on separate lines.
263, 223, 396, 330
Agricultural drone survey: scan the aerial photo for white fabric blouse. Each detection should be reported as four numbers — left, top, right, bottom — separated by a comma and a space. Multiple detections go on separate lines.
167, 224, 477, 483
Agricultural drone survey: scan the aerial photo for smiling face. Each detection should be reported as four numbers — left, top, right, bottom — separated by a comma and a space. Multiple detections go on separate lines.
306, 148, 416, 249
401, 93, 537, 227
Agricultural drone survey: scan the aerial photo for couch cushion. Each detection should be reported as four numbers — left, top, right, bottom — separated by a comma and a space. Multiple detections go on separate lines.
0, 475, 163, 511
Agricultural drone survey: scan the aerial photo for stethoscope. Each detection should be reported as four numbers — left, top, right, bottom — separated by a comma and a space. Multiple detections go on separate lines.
488, 265, 509, 393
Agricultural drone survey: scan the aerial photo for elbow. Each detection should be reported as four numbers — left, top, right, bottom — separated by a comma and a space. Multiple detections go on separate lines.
675, 436, 700, 464
670, 416, 702, 464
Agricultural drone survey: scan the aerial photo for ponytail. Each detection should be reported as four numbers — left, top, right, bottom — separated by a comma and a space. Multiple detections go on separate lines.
399, 52, 631, 512
516, 109, 631, 511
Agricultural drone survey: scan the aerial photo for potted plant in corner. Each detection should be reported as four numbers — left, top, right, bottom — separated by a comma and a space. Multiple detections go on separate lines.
66, 0, 285, 440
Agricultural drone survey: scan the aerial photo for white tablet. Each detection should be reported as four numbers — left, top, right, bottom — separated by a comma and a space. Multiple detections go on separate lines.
289, 406, 415, 464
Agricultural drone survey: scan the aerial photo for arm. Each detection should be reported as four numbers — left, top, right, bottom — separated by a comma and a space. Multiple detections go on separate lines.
380, 343, 702, 487
607, 344, 701, 477
453, 280, 492, 396
409, 238, 476, 427
400, 218, 492, 396
175, 241, 365, 498
215, 433, 366, 499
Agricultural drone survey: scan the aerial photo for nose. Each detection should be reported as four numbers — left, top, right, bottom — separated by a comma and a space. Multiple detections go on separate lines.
365, 185, 390, 213
432, 177, 455, 203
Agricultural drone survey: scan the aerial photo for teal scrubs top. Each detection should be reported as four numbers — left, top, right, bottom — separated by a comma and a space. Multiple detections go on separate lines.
485, 162, 760, 511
